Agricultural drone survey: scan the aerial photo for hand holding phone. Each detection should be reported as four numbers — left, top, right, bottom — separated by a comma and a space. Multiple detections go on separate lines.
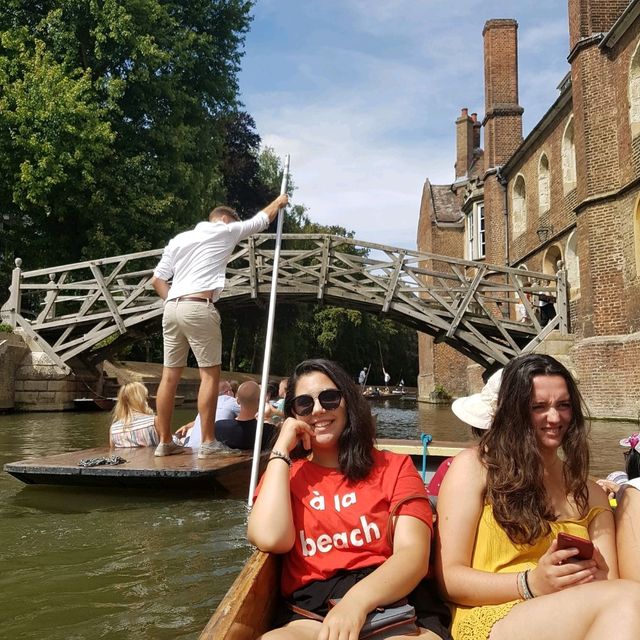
556, 532, 594, 561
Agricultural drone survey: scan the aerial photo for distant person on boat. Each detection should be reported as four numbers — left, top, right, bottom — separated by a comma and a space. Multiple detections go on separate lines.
436, 354, 640, 640
264, 378, 288, 425
248, 358, 452, 639
358, 367, 366, 386
597, 433, 640, 581
109, 382, 159, 448
383, 368, 391, 391
175, 379, 240, 447
150, 193, 288, 458
427, 369, 502, 498
215, 380, 277, 450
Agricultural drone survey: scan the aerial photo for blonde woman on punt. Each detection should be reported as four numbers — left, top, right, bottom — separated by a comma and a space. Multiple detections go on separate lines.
436, 354, 640, 640
109, 382, 159, 448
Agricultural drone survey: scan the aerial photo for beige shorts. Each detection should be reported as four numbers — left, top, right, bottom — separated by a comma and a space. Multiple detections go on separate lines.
162, 299, 221, 368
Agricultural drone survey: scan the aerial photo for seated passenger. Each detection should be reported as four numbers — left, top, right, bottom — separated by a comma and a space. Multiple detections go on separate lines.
427, 369, 502, 498
610, 433, 640, 581
436, 353, 640, 640
248, 358, 451, 639
215, 380, 276, 450
109, 381, 159, 448
175, 379, 240, 447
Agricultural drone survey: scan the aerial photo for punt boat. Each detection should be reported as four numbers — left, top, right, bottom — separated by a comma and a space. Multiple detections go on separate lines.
199, 437, 468, 639
4, 446, 268, 493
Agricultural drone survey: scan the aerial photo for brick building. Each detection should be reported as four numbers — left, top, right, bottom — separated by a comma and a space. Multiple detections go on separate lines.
417, 0, 640, 419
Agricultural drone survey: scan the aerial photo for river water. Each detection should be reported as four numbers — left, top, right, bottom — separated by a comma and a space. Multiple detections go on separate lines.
0, 400, 636, 639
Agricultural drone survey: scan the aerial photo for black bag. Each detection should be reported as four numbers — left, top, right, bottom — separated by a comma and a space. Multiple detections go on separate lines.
289, 598, 419, 639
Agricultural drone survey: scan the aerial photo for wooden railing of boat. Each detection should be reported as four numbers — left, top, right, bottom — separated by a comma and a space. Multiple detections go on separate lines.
199, 551, 280, 640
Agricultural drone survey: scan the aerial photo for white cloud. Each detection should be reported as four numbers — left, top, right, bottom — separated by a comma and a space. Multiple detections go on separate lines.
240, 2, 569, 249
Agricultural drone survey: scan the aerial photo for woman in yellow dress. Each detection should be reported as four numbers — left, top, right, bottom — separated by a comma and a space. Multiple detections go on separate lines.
436, 354, 640, 640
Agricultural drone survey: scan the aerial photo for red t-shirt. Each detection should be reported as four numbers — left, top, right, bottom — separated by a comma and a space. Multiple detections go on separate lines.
259, 449, 433, 597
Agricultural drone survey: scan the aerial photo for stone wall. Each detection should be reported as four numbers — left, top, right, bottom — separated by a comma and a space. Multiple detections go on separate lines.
0, 332, 29, 410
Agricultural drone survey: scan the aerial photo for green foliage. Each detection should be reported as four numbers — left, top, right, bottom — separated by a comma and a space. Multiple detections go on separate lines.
431, 383, 451, 400
0, 322, 13, 332
0, 0, 253, 289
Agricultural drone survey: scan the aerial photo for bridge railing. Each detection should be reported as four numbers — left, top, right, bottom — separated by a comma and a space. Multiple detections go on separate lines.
0, 234, 567, 369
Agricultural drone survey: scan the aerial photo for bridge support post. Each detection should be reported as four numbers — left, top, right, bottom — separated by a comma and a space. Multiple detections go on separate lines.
1, 258, 22, 328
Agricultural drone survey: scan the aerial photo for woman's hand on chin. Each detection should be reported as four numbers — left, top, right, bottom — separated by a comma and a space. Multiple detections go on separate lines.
528, 539, 598, 596
274, 417, 315, 453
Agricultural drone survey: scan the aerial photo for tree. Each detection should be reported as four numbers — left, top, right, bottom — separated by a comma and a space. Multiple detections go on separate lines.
0, 0, 253, 294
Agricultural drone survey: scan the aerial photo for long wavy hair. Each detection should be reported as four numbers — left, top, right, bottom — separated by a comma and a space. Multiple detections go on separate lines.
626, 449, 640, 481
112, 382, 153, 425
479, 354, 590, 545
284, 359, 375, 482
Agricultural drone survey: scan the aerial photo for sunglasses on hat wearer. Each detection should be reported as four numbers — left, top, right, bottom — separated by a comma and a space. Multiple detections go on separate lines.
292, 389, 343, 416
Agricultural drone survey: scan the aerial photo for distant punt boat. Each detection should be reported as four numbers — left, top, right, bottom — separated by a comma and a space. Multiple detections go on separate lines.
73, 397, 117, 411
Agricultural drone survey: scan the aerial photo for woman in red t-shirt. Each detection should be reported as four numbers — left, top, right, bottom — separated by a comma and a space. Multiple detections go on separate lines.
248, 358, 451, 640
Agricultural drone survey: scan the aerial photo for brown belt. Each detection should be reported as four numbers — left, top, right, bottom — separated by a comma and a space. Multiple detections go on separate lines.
174, 296, 213, 303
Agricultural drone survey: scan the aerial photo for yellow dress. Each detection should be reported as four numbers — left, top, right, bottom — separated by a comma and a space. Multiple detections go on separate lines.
451, 504, 605, 640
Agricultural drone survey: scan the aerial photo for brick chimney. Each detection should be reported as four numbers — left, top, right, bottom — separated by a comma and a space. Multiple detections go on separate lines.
455, 108, 474, 178
569, 0, 630, 50
482, 19, 523, 169
471, 112, 481, 152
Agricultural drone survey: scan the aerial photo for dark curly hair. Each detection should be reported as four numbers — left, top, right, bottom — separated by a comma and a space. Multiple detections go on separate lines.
284, 358, 375, 482
479, 354, 590, 545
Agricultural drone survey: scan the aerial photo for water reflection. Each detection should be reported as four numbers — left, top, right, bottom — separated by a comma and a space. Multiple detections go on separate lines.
0, 400, 636, 639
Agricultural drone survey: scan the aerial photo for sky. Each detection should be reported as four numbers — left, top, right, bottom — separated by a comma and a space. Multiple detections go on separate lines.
238, 1, 570, 249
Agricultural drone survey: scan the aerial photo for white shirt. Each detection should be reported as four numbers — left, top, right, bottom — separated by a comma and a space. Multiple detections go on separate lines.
182, 395, 240, 447
154, 211, 269, 301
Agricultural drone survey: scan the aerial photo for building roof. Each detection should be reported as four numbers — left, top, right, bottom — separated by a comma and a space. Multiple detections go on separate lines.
430, 184, 463, 223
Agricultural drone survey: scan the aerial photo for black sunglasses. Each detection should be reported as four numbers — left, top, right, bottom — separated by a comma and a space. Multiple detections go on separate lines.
292, 388, 343, 416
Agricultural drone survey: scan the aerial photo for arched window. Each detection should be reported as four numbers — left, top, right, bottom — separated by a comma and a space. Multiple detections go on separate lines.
542, 244, 563, 275
562, 117, 577, 193
634, 195, 640, 279
565, 230, 580, 299
629, 40, 640, 137
538, 153, 550, 213
512, 174, 527, 236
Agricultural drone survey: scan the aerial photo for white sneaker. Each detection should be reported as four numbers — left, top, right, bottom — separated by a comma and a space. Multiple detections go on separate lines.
197, 440, 225, 459
154, 440, 186, 457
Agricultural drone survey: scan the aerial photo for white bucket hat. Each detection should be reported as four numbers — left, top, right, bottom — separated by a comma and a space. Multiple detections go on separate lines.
451, 369, 503, 430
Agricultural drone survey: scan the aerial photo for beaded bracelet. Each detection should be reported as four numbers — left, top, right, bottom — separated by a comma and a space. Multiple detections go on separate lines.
523, 569, 536, 599
269, 449, 292, 466
516, 571, 526, 599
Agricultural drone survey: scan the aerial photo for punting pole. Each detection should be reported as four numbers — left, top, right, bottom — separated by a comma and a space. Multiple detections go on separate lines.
248, 154, 290, 507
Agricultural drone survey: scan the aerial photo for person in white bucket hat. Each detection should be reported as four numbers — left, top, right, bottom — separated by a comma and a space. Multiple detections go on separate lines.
451, 369, 503, 433
427, 369, 503, 498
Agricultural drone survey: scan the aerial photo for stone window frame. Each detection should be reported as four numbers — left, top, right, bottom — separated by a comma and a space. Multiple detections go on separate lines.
538, 153, 551, 214
562, 116, 577, 193
565, 229, 580, 300
512, 174, 527, 236
634, 193, 640, 280
629, 39, 640, 138
465, 200, 486, 261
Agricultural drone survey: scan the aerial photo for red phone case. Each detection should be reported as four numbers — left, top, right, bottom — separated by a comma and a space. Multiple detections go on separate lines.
557, 532, 594, 560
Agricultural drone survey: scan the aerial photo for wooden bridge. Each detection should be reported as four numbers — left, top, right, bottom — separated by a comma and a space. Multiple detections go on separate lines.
0, 234, 568, 375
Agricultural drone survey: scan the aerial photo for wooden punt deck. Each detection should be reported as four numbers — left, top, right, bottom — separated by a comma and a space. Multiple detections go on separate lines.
4, 446, 267, 493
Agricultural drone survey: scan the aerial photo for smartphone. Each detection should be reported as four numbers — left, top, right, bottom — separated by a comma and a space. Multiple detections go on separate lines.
556, 532, 594, 561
